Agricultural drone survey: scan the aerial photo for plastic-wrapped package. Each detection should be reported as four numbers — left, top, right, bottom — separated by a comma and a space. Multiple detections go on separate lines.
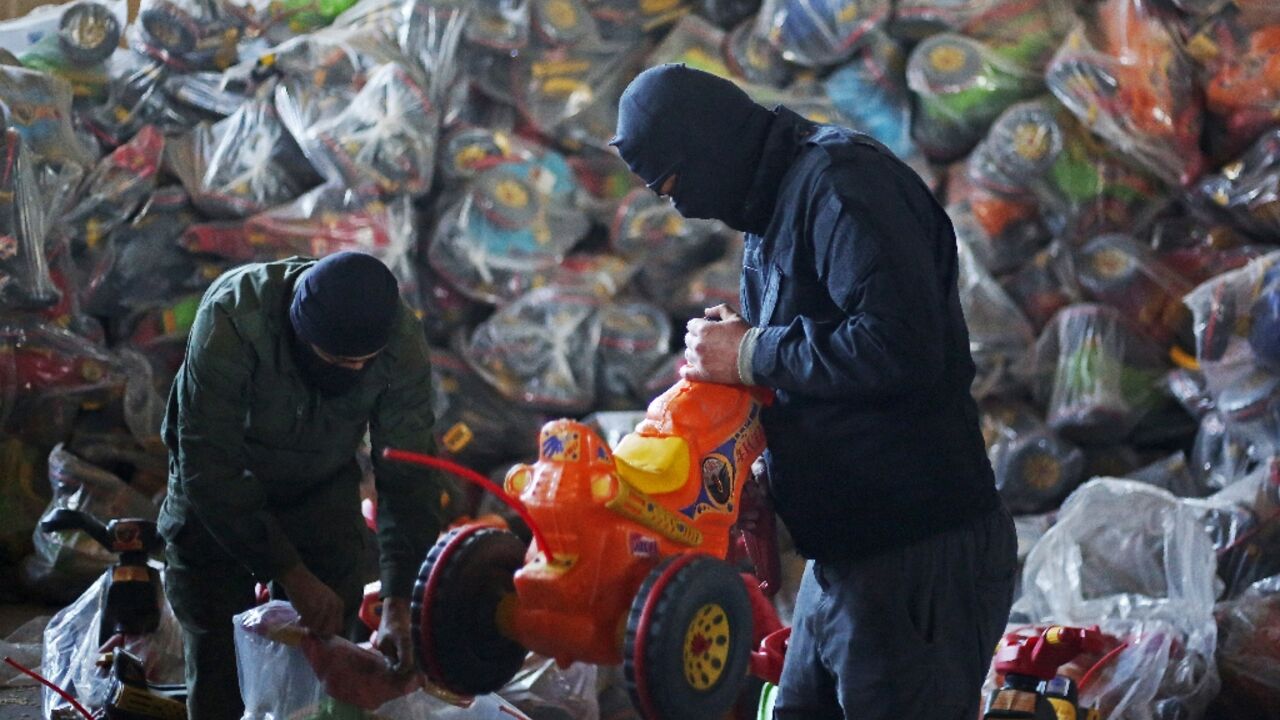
906, 33, 1041, 162
674, 237, 744, 322
610, 188, 726, 307
1213, 575, 1280, 715
1148, 217, 1264, 286
1189, 410, 1256, 494
117, 294, 203, 380
41, 570, 184, 718
428, 153, 591, 304
1206, 460, 1280, 599
958, 240, 1035, 399
60, 125, 166, 258
1030, 304, 1166, 445
0, 127, 61, 313
1046, 0, 1205, 187
15, 1, 121, 101
250, 0, 360, 44
0, 65, 95, 170
566, 147, 642, 224
128, 0, 245, 72
1, 321, 122, 431
980, 400, 1084, 514
1186, 11, 1280, 160
0, 437, 47, 565
1000, 245, 1079, 334
1196, 127, 1280, 239
949, 190, 1046, 275
234, 601, 531, 720
497, 655, 599, 720
22, 444, 159, 600
1073, 233, 1193, 349
166, 94, 314, 218
462, 286, 603, 414
597, 301, 672, 411
1013, 479, 1220, 718
1127, 452, 1206, 498
724, 16, 795, 88
822, 31, 916, 159
976, 97, 1169, 243
751, 0, 890, 68
430, 349, 544, 472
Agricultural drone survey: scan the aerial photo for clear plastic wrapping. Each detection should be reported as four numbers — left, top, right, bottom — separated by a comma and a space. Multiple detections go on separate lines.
610, 188, 726, 307
980, 399, 1084, 514
958, 239, 1036, 399
128, 0, 245, 73
1186, 11, 1280, 160
0, 64, 96, 170
61, 125, 166, 261
1002, 242, 1081, 332
822, 31, 916, 159
1072, 233, 1193, 349
497, 655, 599, 720
0, 127, 61, 313
429, 349, 543, 473
1196, 128, 1280, 240
597, 301, 672, 410
751, 0, 890, 68
1213, 574, 1280, 713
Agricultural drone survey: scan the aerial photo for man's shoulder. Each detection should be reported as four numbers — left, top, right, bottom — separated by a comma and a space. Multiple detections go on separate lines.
203, 258, 313, 317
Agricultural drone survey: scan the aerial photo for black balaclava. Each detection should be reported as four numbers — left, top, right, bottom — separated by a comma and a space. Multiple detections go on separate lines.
611, 64, 776, 232
288, 251, 400, 397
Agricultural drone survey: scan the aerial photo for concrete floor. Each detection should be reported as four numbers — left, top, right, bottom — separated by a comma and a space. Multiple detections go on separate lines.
0, 603, 55, 720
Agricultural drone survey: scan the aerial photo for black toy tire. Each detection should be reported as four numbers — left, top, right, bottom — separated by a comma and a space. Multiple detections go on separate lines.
58, 3, 121, 66
624, 555, 753, 720
140, 2, 198, 55
411, 526, 528, 696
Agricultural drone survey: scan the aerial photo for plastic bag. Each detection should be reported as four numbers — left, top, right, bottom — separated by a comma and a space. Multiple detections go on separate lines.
41, 570, 184, 718
610, 188, 726, 307
430, 349, 544, 472
14, 1, 121, 102
1045, 0, 1205, 187
958, 240, 1036, 399
60, 125, 166, 260
166, 94, 314, 218
1072, 233, 1193, 349
1186, 11, 1280, 160
234, 601, 531, 720
906, 32, 1041, 162
1127, 452, 1206, 498
752, 0, 890, 68
0, 127, 61, 313
1148, 217, 1265, 286
597, 301, 672, 411
250, 0, 361, 44
0, 321, 131, 435
822, 31, 916, 159
948, 195, 1047, 278
1013, 478, 1220, 718
1213, 574, 1280, 714
980, 399, 1084, 514
1001, 243, 1080, 333
725, 16, 796, 89
1196, 127, 1280, 240
462, 286, 603, 414
1203, 460, 1280, 600
674, 236, 744, 323
128, 0, 245, 72
590, 0, 690, 43
498, 655, 599, 720
1030, 303, 1166, 445
0, 64, 95, 170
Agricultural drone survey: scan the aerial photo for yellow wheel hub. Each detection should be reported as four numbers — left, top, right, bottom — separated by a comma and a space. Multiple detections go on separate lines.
1013, 123, 1050, 162
683, 603, 731, 691
1091, 248, 1131, 280
494, 179, 530, 208
1024, 454, 1062, 491
929, 45, 967, 73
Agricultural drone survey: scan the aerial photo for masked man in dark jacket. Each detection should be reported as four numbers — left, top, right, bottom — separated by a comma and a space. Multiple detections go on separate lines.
612, 65, 1017, 718
160, 252, 446, 720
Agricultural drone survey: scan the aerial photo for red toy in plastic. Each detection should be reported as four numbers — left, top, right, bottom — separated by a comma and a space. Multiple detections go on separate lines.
1192, 18, 1280, 157
993, 626, 1109, 681
390, 379, 776, 720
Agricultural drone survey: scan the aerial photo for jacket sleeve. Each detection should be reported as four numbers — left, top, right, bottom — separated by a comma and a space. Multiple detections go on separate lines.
750, 187, 947, 399
173, 302, 302, 580
369, 310, 446, 599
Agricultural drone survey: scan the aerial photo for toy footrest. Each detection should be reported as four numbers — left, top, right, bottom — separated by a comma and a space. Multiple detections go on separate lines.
613, 434, 689, 495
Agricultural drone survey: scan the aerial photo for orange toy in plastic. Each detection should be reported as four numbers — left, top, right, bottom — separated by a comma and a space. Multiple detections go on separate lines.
1204, 25, 1280, 138
404, 379, 773, 720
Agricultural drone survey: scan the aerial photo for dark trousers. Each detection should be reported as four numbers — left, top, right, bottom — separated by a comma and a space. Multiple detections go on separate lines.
774, 505, 1017, 720
164, 521, 365, 720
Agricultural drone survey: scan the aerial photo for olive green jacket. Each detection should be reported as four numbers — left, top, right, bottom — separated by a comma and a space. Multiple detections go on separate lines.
159, 258, 443, 598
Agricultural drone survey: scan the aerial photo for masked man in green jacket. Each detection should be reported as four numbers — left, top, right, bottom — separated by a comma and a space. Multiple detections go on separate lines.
159, 252, 447, 720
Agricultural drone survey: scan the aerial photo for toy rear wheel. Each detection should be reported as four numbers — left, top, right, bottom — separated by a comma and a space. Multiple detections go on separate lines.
58, 3, 121, 66
412, 526, 527, 696
625, 555, 753, 720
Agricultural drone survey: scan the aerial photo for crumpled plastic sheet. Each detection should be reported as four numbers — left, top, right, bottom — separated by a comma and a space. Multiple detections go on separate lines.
429, 349, 543, 472
906, 31, 1042, 162
980, 399, 1084, 514
958, 239, 1035, 398
0, 64, 97, 170
752, 0, 889, 68
234, 601, 532, 720
1197, 460, 1280, 601
497, 654, 599, 720
462, 286, 603, 414
0, 127, 61, 313
1189, 410, 1258, 494
822, 31, 916, 159
1071, 233, 1192, 349
1045, 0, 1205, 187
1186, 12, 1280, 160
1196, 127, 1280, 240
1013, 478, 1220, 719
22, 443, 159, 601
60, 124, 166, 262
597, 301, 672, 411
41, 570, 184, 718
1213, 574, 1280, 714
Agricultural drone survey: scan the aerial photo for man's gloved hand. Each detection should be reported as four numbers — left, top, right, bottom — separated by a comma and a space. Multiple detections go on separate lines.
279, 563, 345, 638
681, 304, 750, 384
376, 597, 416, 675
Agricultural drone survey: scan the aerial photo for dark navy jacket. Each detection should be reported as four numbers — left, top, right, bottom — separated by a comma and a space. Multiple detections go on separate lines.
741, 109, 999, 561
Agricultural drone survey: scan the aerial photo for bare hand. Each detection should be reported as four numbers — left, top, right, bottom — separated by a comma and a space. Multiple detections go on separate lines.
681, 304, 750, 385
376, 597, 416, 675
279, 564, 344, 639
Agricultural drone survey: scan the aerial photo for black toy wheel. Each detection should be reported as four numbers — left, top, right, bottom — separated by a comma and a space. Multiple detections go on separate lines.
624, 555, 753, 720
987, 103, 1062, 186
411, 525, 528, 696
140, 2, 198, 55
912, 34, 983, 93
58, 3, 120, 66
1077, 235, 1141, 297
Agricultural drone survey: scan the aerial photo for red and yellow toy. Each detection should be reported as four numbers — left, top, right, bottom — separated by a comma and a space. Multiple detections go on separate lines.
388, 379, 774, 720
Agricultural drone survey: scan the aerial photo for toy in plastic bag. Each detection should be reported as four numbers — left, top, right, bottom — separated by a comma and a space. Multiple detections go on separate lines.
430, 349, 544, 472
752, 0, 889, 68
1213, 574, 1280, 715
597, 301, 672, 411
949, 190, 1047, 276
60, 124, 166, 258
234, 601, 532, 720
1013, 478, 1220, 718
1000, 246, 1079, 334
906, 32, 1041, 162
1196, 127, 1280, 240
1148, 217, 1264, 287
589, 0, 689, 43
166, 94, 313, 218
0, 64, 95, 170
0, 127, 61, 312
1186, 11, 1280, 160
117, 293, 203, 379
1045, 0, 1205, 187
462, 286, 603, 414
428, 153, 591, 304
724, 15, 795, 89
1030, 303, 1166, 445
129, 0, 245, 72
252, 0, 360, 44
16, 2, 121, 101
497, 655, 598, 720
41, 570, 184, 718
980, 399, 1084, 514
1073, 233, 1193, 349
610, 188, 726, 306
963, 0, 1076, 71
822, 31, 916, 159
958, 240, 1035, 399
674, 236, 744, 323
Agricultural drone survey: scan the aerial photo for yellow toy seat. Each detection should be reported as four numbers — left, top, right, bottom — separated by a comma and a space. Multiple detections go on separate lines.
612, 434, 690, 496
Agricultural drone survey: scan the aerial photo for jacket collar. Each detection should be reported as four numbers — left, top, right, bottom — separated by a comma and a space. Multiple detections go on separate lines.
739, 106, 818, 236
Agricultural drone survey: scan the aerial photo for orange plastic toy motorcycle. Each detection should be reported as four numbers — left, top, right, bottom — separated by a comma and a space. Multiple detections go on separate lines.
388, 379, 776, 720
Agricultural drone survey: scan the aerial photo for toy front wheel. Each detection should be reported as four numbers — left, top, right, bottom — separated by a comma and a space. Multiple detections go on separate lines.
58, 3, 121, 66
625, 555, 753, 720
412, 526, 527, 696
